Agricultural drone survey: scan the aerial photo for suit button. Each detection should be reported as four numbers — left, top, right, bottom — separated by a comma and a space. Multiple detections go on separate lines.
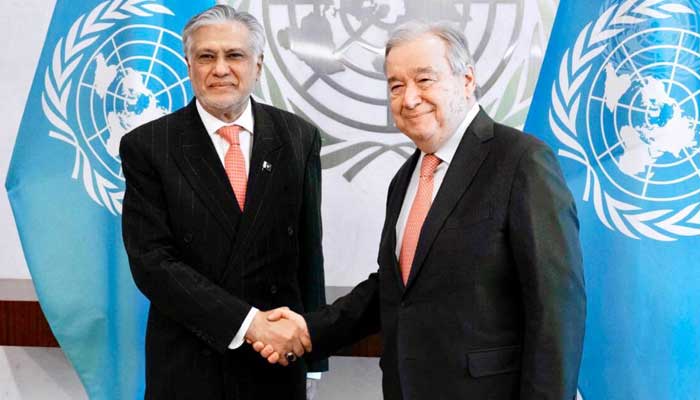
183, 233, 193, 243
270, 284, 278, 294
287, 226, 294, 236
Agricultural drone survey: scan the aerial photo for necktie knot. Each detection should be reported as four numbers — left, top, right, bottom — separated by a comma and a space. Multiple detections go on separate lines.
420, 154, 441, 178
218, 125, 243, 145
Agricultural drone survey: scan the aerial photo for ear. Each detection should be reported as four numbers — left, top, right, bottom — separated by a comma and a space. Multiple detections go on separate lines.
256, 54, 264, 80
464, 65, 476, 98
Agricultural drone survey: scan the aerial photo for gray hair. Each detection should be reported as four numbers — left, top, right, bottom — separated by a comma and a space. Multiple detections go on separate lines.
385, 20, 473, 76
182, 5, 266, 59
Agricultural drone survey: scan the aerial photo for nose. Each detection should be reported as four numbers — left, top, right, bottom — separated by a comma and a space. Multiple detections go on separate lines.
402, 82, 421, 110
213, 56, 229, 77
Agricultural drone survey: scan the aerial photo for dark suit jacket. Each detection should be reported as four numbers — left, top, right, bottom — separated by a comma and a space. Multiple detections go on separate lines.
120, 98, 327, 399
305, 110, 586, 400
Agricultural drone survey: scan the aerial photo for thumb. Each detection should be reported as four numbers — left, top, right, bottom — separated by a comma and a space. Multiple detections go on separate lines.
266, 306, 290, 321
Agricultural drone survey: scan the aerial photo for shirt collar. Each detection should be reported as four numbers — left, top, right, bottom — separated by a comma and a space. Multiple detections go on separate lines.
432, 101, 480, 166
195, 98, 255, 135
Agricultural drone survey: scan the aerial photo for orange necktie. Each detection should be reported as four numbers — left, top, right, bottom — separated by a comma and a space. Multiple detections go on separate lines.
217, 125, 247, 211
399, 154, 441, 284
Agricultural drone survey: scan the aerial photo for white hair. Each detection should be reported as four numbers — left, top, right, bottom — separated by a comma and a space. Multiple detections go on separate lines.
182, 4, 265, 59
385, 20, 473, 76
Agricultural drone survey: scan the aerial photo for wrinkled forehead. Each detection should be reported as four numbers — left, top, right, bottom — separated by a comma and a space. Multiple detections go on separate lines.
189, 21, 252, 51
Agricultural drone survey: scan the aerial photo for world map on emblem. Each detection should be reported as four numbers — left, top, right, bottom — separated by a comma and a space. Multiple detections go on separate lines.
262, 0, 530, 134
76, 25, 190, 181
588, 28, 700, 202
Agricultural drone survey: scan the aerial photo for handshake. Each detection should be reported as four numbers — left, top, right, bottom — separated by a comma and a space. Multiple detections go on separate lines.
244, 307, 311, 366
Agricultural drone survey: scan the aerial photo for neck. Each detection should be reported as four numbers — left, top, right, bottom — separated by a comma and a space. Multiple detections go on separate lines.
416, 141, 441, 155
217, 109, 243, 123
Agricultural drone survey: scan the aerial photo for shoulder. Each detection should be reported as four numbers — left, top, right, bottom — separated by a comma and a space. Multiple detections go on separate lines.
491, 121, 554, 164
121, 105, 188, 147
257, 102, 319, 141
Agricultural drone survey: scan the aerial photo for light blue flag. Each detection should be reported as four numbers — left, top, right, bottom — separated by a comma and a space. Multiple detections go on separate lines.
526, 0, 700, 398
5, 1, 212, 398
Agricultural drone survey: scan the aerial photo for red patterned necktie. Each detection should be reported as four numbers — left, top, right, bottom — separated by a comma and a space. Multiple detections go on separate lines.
399, 154, 441, 284
217, 125, 247, 211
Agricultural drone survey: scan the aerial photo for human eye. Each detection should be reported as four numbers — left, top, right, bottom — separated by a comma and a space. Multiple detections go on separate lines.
417, 76, 435, 87
389, 83, 404, 95
227, 51, 245, 60
197, 52, 214, 62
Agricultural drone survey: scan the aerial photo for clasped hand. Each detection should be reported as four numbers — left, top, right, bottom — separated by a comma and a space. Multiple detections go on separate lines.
244, 307, 310, 366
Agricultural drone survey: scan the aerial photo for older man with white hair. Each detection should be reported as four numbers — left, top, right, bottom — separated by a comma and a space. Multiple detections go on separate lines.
120, 4, 327, 399
256, 20, 586, 400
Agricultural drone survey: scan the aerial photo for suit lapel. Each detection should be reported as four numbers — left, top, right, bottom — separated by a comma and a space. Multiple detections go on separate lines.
226, 99, 283, 265
380, 149, 421, 292
404, 109, 494, 292
170, 100, 240, 240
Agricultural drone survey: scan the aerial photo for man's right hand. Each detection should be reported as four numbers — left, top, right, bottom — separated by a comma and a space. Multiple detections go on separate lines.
248, 307, 311, 365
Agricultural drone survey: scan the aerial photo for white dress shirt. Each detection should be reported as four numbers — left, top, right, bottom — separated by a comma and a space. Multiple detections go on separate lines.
195, 100, 322, 379
395, 102, 480, 257
195, 99, 258, 350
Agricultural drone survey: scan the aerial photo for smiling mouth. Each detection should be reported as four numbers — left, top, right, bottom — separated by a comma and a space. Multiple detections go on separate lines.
403, 110, 432, 119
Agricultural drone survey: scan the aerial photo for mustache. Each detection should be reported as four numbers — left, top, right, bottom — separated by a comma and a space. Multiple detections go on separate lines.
208, 81, 236, 87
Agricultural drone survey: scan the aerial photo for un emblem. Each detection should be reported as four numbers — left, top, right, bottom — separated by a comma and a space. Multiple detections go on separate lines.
42, 0, 189, 214
550, 0, 700, 241
239, 0, 552, 180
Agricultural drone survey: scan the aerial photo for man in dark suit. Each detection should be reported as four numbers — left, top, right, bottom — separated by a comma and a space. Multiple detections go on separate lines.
120, 5, 326, 399
256, 20, 586, 399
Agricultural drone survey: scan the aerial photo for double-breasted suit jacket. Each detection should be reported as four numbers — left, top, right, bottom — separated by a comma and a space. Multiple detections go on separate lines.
120, 98, 326, 399
306, 110, 586, 400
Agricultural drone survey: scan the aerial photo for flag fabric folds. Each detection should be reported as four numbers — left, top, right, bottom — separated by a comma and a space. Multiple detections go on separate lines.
525, 0, 700, 398
5, 1, 212, 398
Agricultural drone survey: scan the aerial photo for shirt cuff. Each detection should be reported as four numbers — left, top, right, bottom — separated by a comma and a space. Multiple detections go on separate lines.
228, 307, 258, 349
306, 372, 322, 380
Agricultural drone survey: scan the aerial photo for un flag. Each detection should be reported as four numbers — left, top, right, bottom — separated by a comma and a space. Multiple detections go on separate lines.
526, 0, 700, 398
5, 1, 213, 398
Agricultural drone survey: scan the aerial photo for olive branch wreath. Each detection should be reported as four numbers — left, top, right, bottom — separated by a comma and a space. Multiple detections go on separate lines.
42, 0, 173, 215
550, 0, 700, 241
234, 0, 417, 181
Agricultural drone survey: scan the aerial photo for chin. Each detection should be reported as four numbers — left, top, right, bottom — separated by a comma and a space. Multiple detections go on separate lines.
401, 131, 428, 145
205, 97, 236, 110
408, 125, 436, 139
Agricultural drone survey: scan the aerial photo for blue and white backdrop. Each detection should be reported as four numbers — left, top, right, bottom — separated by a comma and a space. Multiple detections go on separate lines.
3, 0, 699, 399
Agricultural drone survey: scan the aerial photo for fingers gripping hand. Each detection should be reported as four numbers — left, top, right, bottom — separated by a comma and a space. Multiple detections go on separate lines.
266, 307, 312, 352
246, 307, 311, 365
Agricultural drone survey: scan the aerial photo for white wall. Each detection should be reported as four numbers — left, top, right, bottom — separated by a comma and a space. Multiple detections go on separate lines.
0, 0, 56, 280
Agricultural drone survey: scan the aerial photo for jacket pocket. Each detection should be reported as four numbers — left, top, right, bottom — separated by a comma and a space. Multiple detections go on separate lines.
466, 345, 521, 378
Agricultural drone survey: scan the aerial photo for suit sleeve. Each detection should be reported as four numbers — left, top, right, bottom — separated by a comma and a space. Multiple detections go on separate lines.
302, 171, 400, 359
297, 128, 329, 372
304, 272, 381, 359
507, 141, 586, 400
120, 133, 251, 353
